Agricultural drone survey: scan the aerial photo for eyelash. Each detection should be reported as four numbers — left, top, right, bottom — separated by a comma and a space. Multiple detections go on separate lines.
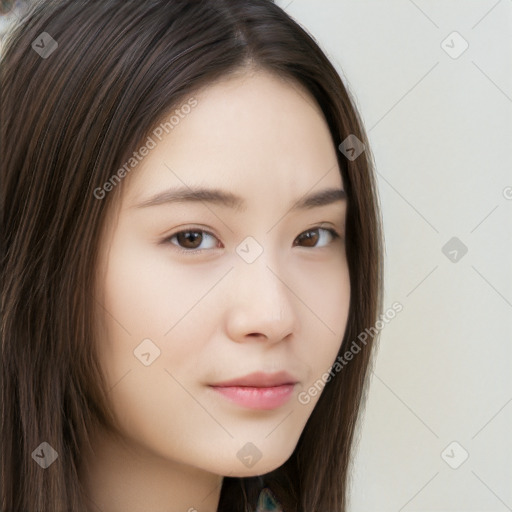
161, 225, 342, 255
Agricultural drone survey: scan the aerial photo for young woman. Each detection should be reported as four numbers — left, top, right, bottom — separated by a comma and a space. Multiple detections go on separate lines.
1, 1, 383, 510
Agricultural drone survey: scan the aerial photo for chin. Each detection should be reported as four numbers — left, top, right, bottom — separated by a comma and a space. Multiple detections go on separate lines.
218, 452, 294, 479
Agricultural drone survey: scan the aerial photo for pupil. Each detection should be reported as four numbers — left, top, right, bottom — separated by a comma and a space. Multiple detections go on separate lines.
179, 231, 201, 248
301, 230, 318, 247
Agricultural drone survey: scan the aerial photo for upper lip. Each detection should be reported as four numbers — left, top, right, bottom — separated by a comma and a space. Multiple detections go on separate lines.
209, 371, 298, 388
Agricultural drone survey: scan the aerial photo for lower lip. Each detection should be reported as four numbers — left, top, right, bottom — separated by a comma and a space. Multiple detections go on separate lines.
209, 384, 296, 410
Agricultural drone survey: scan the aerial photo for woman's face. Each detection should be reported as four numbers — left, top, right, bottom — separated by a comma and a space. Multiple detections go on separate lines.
95, 69, 350, 477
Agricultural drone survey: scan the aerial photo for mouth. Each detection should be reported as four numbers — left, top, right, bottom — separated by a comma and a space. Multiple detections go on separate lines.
208, 371, 298, 410
209, 384, 296, 410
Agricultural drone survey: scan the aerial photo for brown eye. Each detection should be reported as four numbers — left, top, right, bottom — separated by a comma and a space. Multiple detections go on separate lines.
295, 229, 319, 247
175, 231, 203, 249
166, 229, 219, 251
294, 227, 339, 248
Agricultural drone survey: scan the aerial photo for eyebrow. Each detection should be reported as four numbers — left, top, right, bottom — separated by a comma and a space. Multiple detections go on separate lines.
133, 186, 346, 212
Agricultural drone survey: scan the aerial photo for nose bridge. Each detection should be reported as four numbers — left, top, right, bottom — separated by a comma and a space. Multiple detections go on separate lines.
229, 244, 298, 339
240, 249, 290, 309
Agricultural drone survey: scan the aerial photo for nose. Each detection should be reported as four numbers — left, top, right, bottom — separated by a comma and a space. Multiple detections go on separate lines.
224, 255, 299, 344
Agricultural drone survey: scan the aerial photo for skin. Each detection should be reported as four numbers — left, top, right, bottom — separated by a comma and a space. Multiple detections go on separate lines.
80, 68, 350, 512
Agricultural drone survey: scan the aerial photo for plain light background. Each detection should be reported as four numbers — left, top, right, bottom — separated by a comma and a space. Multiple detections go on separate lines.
276, 1, 512, 510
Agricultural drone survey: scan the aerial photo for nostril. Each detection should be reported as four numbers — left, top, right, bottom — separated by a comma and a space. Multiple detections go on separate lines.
247, 332, 267, 340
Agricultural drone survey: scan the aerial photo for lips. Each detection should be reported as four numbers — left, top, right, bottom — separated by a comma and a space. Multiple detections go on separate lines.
209, 371, 299, 388
208, 371, 299, 410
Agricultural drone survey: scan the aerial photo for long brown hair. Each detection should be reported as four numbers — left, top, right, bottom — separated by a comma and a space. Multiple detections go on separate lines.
1, 1, 383, 510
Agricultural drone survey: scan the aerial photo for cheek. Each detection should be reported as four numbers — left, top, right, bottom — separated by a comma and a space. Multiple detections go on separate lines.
98, 230, 227, 385
102, 231, 221, 341
295, 257, 350, 385
95, 234, 222, 445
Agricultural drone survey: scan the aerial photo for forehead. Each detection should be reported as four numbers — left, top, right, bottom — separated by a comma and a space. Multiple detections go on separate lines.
122, 69, 343, 209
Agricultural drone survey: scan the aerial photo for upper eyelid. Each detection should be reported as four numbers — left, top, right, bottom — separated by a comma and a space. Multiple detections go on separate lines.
165, 223, 340, 236
162, 224, 341, 248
